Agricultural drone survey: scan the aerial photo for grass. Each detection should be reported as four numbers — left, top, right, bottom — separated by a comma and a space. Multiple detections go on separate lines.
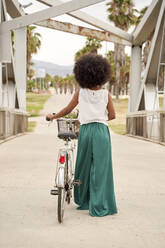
108, 98, 128, 135
26, 93, 164, 135
26, 92, 51, 133
109, 123, 126, 135
159, 95, 164, 109
108, 96, 164, 135
27, 121, 37, 132
26, 93, 51, 117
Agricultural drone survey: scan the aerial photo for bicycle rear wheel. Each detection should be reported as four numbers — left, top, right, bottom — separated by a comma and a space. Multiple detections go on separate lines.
57, 187, 66, 223
57, 152, 69, 223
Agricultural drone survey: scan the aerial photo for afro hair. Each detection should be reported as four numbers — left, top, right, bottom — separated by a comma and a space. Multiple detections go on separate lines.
73, 54, 111, 89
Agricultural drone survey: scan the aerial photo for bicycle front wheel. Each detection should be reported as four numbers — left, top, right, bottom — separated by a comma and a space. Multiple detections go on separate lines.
57, 187, 66, 223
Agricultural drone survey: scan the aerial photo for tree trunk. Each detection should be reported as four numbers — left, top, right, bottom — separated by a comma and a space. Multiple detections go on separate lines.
114, 43, 125, 101
115, 61, 120, 101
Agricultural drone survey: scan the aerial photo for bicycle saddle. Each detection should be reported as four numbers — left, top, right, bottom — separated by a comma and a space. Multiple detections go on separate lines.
58, 132, 77, 140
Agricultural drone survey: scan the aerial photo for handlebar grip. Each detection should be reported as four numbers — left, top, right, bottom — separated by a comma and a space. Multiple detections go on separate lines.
46, 117, 51, 121
46, 113, 56, 122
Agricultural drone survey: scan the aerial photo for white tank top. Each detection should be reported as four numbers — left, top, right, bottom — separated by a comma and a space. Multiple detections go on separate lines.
78, 88, 108, 126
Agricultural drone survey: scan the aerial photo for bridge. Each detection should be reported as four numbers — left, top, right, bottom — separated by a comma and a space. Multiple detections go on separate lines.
0, 0, 165, 143
0, 93, 165, 247
0, 1, 165, 247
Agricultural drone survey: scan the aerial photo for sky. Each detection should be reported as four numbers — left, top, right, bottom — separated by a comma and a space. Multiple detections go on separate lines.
19, 0, 152, 66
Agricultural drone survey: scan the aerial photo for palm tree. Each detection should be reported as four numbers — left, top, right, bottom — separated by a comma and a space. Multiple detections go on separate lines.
106, 50, 130, 95
85, 38, 102, 54
27, 26, 41, 80
106, 0, 137, 100
28, 68, 35, 80
63, 77, 68, 94
53, 75, 62, 94
75, 47, 88, 61
45, 73, 52, 89
135, 6, 148, 27
58, 77, 64, 94
67, 75, 75, 94
106, 50, 116, 93
75, 37, 102, 61
120, 54, 130, 95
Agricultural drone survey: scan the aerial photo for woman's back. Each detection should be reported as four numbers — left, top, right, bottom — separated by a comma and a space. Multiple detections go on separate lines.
78, 88, 108, 126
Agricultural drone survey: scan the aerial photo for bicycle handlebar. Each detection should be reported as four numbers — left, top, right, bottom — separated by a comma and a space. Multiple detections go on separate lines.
46, 113, 56, 121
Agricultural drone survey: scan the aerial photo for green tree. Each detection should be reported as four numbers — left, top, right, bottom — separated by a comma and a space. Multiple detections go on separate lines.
45, 73, 52, 89
120, 54, 130, 95
53, 75, 62, 94
85, 38, 102, 54
27, 80, 35, 92
106, 0, 137, 100
75, 38, 102, 61
106, 50, 116, 94
27, 26, 41, 80
135, 6, 148, 27
58, 77, 64, 94
28, 68, 35, 80
106, 51, 130, 95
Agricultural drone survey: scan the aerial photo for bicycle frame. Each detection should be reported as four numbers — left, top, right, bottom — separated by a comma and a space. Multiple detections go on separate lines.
55, 139, 76, 189
49, 118, 80, 223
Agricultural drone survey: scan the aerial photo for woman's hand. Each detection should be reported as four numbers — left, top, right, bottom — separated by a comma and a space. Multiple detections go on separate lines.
46, 114, 54, 121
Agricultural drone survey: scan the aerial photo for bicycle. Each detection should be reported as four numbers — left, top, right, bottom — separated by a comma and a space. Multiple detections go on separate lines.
48, 117, 81, 223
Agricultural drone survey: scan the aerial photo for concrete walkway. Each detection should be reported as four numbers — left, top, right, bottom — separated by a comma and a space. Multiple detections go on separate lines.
0, 93, 165, 248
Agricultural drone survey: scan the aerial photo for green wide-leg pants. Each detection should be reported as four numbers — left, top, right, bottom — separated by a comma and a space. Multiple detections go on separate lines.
74, 122, 117, 217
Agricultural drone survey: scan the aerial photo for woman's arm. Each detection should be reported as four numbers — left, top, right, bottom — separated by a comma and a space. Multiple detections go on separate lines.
107, 92, 116, 121
46, 90, 79, 121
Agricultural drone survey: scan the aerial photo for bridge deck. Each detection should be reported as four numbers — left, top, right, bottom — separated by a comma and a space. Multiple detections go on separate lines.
0, 94, 165, 248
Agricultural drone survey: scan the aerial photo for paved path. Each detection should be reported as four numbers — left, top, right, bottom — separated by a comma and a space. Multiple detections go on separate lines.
0, 93, 165, 248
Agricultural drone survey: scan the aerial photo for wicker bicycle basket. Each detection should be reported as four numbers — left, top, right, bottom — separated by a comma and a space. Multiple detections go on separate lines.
57, 119, 80, 139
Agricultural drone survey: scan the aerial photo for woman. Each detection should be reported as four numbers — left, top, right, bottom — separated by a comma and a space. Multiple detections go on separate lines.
46, 54, 117, 217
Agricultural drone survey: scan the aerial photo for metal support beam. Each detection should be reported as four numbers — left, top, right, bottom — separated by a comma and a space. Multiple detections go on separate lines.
5, 0, 25, 18
0, 32, 11, 62
133, 0, 162, 45
37, 19, 131, 46
36, 0, 133, 43
6, 0, 132, 45
0, 0, 105, 33
128, 46, 142, 112
0, 0, 2, 107
0, 0, 11, 62
14, 27, 27, 110
164, 71, 165, 109
144, 84, 159, 110
135, 0, 165, 111
0, 62, 2, 107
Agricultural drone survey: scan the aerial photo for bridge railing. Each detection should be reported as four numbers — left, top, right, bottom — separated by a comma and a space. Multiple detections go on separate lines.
126, 110, 165, 144
0, 108, 29, 140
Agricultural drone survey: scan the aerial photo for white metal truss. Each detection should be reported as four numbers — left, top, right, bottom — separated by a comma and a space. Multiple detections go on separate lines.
14, 27, 27, 111
2, 63, 9, 107
36, 0, 132, 43
5, 0, 25, 17
0, 0, 11, 108
133, 0, 162, 45
37, 19, 131, 46
0, 0, 105, 33
0, 0, 164, 115
3, 0, 132, 45
135, 0, 165, 111
155, 12, 165, 109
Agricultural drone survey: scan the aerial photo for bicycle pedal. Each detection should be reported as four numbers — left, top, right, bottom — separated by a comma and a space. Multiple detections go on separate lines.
50, 189, 59, 195
73, 180, 82, 186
